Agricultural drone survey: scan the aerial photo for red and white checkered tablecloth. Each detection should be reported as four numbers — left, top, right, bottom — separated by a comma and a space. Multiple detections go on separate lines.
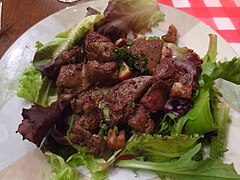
158, 0, 240, 56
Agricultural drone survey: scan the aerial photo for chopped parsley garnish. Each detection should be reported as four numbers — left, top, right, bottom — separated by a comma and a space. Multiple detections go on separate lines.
141, 59, 148, 66
127, 39, 134, 46
147, 36, 160, 40
35, 41, 44, 49
140, 67, 149, 73
140, 59, 149, 73
112, 48, 149, 75
112, 47, 137, 68
120, 64, 126, 71
99, 124, 109, 140
129, 99, 133, 106
103, 106, 110, 121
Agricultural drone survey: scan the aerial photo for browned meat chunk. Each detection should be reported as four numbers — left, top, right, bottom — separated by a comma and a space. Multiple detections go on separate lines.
61, 45, 85, 64
140, 80, 169, 112
71, 88, 108, 115
70, 90, 93, 115
153, 52, 202, 92
162, 25, 178, 43
128, 106, 155, 133
85, 30, 117, 62
152, 58, 176, 79
105, 76, 153, 125
75, 102, 103, 133
152, 51, 202, 115
71, 93, 89, 115
69, 94, 105, 157
71, 91, 103, 133
85, 60, 119, 86
87, 134, 106, 156
69, 126, 106, 157
56, 64, 91, 95
129, 39, 163, 73
70, 125, 92, 145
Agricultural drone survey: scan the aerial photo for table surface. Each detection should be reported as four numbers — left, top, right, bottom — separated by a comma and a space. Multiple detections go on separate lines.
0, 0, 75, 59
161, 0, 240, 56
0, 0, 239, 59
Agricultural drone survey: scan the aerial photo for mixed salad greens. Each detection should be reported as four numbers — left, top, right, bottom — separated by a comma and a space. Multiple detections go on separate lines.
16, 0, 240, 179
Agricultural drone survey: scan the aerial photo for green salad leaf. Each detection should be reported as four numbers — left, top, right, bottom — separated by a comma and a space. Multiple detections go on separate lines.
202, 57, 240, 86
35, 76, 57, 107
45, 152, 80, 180
183, 88, 215, 135
46, 152, 108, 180
116, 143, 240, 180
77, 154, 107, 180
17, 67, 57, 107
177, 34, 240, 136
123, 134, 202, 162
35, 41, 44, 49
201, 34, 240, 86
158, 113, 176, 135
210, 102, 230, 159
17, 67, 43, 103
173, 87, 215, 135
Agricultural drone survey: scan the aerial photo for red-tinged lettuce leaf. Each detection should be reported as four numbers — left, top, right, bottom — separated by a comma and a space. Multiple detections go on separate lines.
17, 94, 73, 147
94, 0, 164, 42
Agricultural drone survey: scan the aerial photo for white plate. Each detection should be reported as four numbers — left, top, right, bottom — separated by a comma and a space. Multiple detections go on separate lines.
0, 0, 240, 179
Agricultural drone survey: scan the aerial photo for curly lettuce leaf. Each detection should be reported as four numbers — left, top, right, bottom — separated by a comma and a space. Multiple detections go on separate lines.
94, 0, 164, 41
202, 34, 218, 64
33, 14, 103, 79
17, 67, 43, 102
202, 57, 240, 86
210, 102, 229, 159
201, 34, 240, 86
46, 152, 107, 180
77, 154, 107, 180
123, 133, 201, 162
45, 152, 81, 180
67, 150, 123, 180
116, 143, 240, 180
